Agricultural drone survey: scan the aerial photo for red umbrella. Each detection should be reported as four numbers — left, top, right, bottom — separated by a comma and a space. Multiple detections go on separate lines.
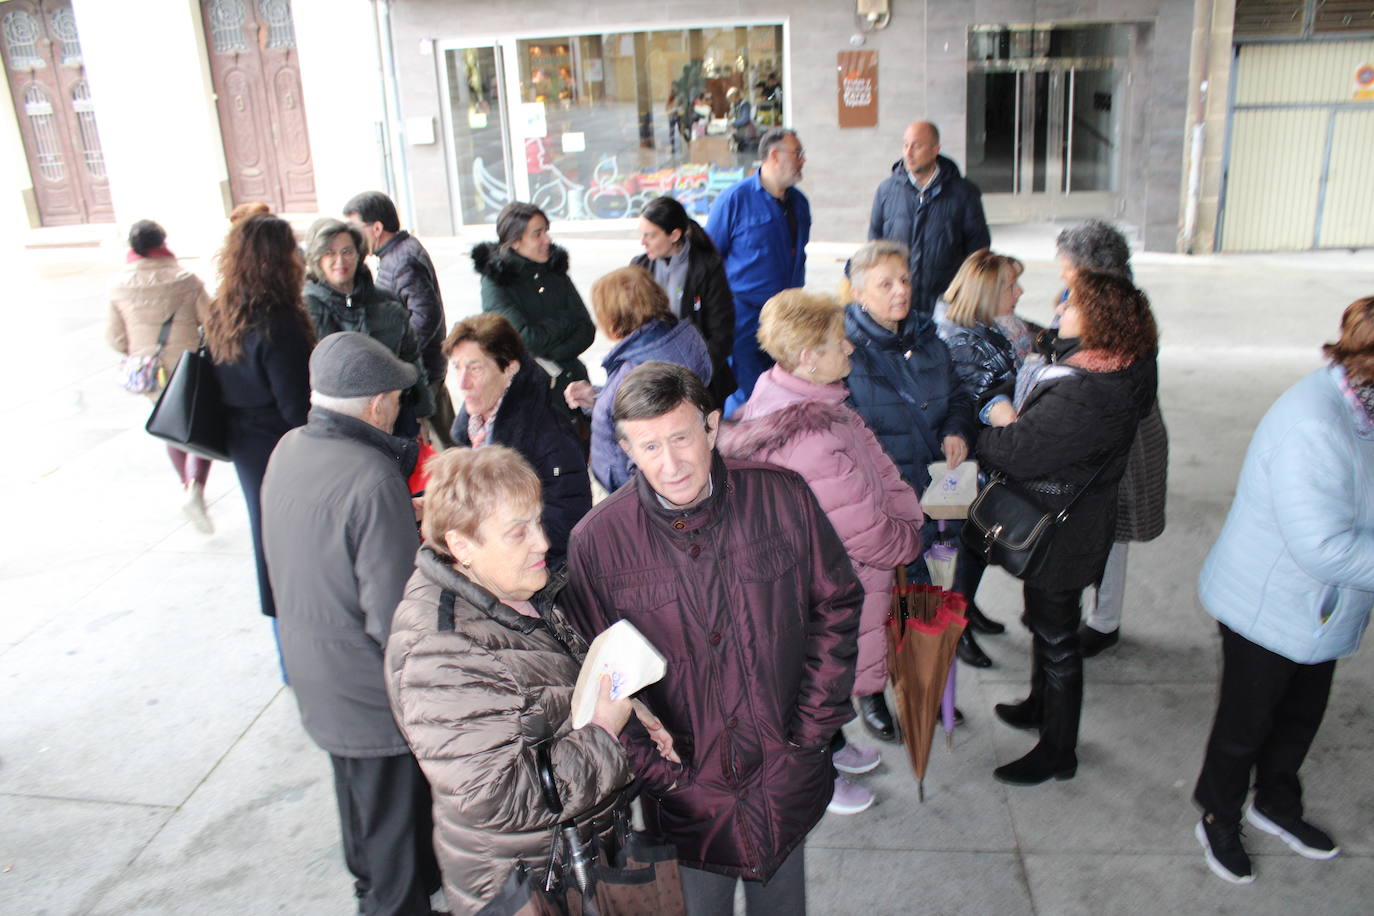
885, 571, 967, 801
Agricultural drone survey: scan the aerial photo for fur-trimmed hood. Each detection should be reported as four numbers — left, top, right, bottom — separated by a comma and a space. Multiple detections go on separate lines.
470, 241, 570, 285
718, 398, 852, 462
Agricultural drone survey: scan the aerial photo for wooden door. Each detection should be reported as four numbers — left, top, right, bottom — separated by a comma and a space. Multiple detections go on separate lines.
202, 0, 316, 213
1, 0, 113, 225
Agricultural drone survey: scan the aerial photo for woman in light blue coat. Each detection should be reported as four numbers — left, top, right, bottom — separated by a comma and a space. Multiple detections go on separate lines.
1192, 297, 1374, 886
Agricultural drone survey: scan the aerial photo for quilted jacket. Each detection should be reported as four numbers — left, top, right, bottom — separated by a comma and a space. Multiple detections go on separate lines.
718, 366, 923, 695
1199, 367, 1374, 663
107, 256, 211, 378
303, 268, 434, 418
591, 319, 713, 493
386, 550, 632, 915
843, 303, 977, 496
563, 454, 862, 881
868, 155, 990, 319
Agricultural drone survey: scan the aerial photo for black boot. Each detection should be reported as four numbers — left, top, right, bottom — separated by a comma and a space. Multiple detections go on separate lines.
956, 546, 1003, 635
957, 629, 992, 668
966, 602, 1006, 635
994, 697, 1042, 730
995, 633, 1046, 729
857, 692, 897, 741
993, 740, 1078, 785
995, 588, 1083, 785
1078, 623, 1119, 657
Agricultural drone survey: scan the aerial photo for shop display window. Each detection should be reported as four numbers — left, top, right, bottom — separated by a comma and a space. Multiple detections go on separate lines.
443, 24, 784, 225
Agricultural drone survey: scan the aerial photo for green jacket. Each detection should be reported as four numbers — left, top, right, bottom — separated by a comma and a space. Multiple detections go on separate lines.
471, 242, 595, 391
303, 268, 435, 418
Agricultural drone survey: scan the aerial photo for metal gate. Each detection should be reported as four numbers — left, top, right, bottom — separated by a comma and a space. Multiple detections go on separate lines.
1220, 38, 1374, 251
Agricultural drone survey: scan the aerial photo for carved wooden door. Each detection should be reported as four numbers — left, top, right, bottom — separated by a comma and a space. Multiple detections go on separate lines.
202, 0, 316, 213
1, 0, 113, 225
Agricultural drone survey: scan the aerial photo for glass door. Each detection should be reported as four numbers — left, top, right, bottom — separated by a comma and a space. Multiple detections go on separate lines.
440, 45, 514, 226
966, 24, 1129, 220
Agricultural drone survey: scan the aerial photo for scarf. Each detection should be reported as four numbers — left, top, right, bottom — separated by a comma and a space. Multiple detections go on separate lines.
1357, 383, 1374, 424
127, 246, 175, 262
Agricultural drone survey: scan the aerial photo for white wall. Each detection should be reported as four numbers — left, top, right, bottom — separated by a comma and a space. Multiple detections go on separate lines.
71, 0, 228, 256
293, 0, 389, 220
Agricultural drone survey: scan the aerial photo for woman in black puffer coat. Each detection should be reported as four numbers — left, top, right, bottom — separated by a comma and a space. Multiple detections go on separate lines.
935, 250, 1031, 640
976, 270, 1157, 787
302, 219, 435, 431
472, 202, 596, 430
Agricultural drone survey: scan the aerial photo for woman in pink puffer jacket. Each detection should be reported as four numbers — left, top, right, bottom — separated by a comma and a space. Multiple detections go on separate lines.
718, 289, 923, 815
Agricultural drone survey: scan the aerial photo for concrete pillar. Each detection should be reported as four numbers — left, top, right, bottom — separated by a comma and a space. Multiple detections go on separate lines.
292, 0, 388, 221
71, 0, 228, 256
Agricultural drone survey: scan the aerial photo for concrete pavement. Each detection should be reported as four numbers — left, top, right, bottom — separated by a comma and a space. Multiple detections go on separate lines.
2, 226, 1372, 915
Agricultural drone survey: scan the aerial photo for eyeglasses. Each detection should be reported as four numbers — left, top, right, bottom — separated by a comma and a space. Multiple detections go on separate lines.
776, 146, 806, 160
323, 247, 358, 261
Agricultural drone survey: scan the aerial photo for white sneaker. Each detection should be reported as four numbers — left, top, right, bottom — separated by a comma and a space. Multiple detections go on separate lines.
183, 482, 214, 534
826, 776, 874, 815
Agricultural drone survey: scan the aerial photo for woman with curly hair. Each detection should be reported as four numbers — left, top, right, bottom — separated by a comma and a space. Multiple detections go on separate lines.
977, 270, 1158, 786
206, 214, 315, 621
1054, 220, 1169, 658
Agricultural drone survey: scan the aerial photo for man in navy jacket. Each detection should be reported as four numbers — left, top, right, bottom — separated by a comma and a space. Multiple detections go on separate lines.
869, 121, 990, 320
706, 128, 810, 414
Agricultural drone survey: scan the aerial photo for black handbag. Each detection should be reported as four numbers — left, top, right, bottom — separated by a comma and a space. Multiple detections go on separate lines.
961, 464, 1107, 581
145, 337, 231, 462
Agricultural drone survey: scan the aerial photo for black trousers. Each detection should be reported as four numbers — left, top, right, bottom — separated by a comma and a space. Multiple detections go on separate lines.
330, 753, 440, 916
1193, 623, 1336, 825
1022, 584, 1083, 755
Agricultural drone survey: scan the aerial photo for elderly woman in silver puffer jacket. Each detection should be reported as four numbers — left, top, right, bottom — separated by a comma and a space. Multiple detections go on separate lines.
385, 446, 640, 915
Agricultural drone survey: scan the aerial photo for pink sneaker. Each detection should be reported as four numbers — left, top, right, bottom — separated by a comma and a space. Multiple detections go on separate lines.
832, 741, 881, 775
827, 776, 875, 815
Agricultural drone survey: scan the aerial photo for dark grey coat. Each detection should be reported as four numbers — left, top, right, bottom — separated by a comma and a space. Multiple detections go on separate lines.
261, 407, 420, 757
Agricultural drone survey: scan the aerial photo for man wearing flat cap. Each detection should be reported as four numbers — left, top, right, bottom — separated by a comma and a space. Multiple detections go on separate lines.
262, 331, 441, 915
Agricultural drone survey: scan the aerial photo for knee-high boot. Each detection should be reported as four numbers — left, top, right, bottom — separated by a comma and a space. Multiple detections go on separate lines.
1038, 623, 1083, 757
994, 587, 1082, 785
995, 635, 1046, 729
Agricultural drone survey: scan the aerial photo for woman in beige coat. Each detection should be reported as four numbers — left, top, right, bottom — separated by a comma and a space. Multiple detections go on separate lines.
386, 446, 649, 915
107, 219, 213, 531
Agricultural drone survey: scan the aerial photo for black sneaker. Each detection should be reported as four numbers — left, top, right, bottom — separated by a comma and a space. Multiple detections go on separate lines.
1196, 815, 1255, 884
1247, 804, 1340, 859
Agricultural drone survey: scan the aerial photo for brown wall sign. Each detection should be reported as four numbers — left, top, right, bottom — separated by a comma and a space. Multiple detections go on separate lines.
837, 50, 878, 129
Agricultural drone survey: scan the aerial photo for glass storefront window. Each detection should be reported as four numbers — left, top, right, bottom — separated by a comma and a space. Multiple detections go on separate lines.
443, 24, 784, 225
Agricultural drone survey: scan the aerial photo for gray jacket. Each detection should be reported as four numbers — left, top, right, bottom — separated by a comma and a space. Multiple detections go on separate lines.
261, 407, 420, 757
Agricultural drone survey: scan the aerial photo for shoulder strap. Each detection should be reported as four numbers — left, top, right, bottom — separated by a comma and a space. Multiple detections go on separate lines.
154, 312, 176, 352
1054, 460, 1112, 522
437, 589, 456, 632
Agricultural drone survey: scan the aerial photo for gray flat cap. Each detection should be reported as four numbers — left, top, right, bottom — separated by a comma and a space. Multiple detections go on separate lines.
310, 331, 418, 398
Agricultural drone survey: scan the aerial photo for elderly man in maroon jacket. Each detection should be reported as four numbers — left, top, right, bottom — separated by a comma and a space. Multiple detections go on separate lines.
563, 360, 863, 914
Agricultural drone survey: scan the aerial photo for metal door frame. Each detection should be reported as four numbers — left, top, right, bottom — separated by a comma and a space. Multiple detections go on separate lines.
436, 40, 517, 232
970, 25, 1133, 223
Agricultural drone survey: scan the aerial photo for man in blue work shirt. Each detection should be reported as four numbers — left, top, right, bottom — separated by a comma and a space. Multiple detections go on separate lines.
706, 127, 810, 415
